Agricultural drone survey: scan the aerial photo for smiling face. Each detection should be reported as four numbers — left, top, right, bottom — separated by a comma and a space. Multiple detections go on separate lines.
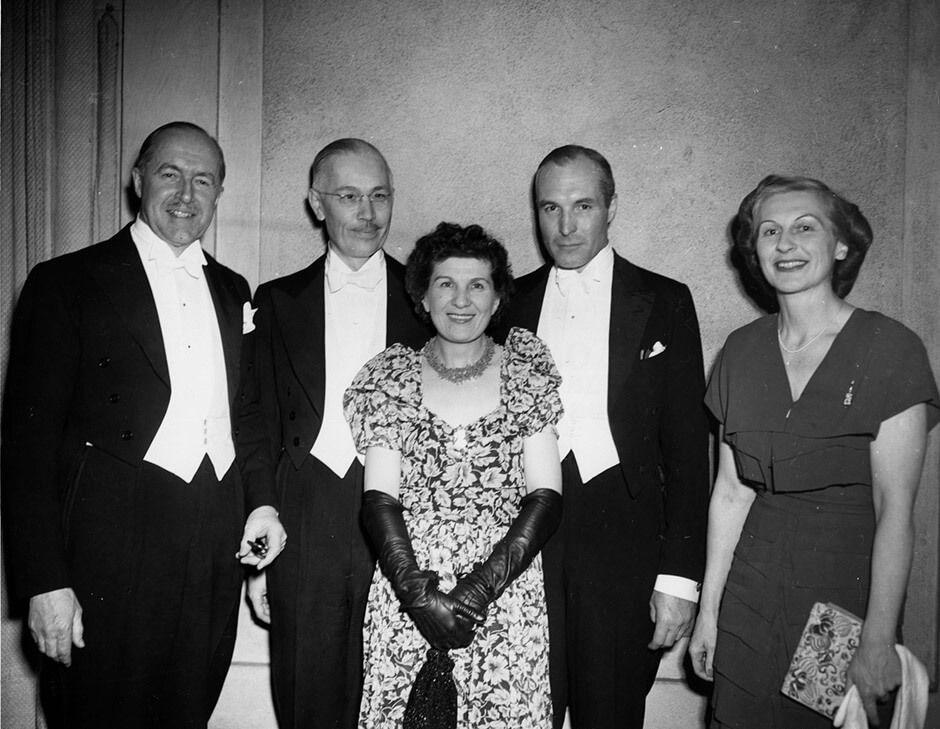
535, 156, 617, 271
755, 190, 849, 298
422, 257, 500, 345
308, 149, 393, 271
132, 127, 224, 253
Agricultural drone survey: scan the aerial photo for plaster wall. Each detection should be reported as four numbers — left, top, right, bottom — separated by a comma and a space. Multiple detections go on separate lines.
259, 0, 909, 372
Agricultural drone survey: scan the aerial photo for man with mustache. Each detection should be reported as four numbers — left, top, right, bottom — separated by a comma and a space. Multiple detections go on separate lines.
2, 121, 285, 728
501, 145, 710, 728
237, 138, 429, 728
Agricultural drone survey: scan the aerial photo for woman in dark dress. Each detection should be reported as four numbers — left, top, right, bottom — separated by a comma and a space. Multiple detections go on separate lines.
688, 175, 939, 728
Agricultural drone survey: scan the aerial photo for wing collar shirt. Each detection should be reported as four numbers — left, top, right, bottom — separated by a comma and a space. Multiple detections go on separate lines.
538, 244, 618, 482
132, 216, 234, 482
311, 247, 387, 477
538, 244, 698, 602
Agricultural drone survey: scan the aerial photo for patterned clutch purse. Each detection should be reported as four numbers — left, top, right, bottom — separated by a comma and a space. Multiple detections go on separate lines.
781, 601, 863, 718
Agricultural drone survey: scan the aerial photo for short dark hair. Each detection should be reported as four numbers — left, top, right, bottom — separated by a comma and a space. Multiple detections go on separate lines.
133, 121, 226, 183
732, 174, 873, 300
535, 144, 615, 207
310, 138, 390, 188
405, 222, 515, 325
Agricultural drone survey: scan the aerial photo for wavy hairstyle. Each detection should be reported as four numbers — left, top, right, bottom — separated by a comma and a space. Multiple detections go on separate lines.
405, 222, 514, 324
732, 174, 873, 299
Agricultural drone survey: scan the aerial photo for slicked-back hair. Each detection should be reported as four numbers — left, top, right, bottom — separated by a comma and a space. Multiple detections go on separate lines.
732, 174, 873, 300
535, 144, 615, 207
405, 222, 515, 325
133, 121, 226, 183
309, 138, 391, 189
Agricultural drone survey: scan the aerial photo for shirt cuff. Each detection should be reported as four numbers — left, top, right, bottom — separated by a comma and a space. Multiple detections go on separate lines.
654, 574, 701, 603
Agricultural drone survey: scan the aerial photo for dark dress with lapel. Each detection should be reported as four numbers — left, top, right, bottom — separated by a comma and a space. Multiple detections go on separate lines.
501, 253, 710, 729
704, 310, 940, 729
2, 225, 252, 728
236, 254, 429, 729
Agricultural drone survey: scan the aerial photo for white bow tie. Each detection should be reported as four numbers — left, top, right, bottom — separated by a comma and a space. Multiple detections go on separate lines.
554, 267, 590, 297
327, 268, 382, 293
156, 256, 204, 279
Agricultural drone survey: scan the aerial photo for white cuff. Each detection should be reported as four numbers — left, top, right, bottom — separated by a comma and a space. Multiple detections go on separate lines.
654, 574, 700, 603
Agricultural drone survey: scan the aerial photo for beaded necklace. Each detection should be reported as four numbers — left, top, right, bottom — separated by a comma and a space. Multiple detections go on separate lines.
422, 336, 495, 384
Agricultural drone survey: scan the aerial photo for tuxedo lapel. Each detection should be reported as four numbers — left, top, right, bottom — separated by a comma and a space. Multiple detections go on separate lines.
86, 228, 170, 387
513, 264, 551, 333
608, 255, 654, 408
204, 257, 243, 407
273, 259, 326, 417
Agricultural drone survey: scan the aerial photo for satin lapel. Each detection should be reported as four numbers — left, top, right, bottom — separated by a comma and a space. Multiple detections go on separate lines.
204, 258, 243, 406
85, 228, 170, 387
608, 255, 654, 408
513, 265, 551, 332
385, 257, 414, 345
273, 260, 326, 417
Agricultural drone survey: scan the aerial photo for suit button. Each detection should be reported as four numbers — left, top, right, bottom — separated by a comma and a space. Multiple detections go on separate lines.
642, 435, 650, 443
121, 431, 134, 441
109, 393, 120, 403
234, 428, 240, 437
293, 436, 300, 447
98, 357, 110, 368
287, 386, 292, 396
638, 465, 646, 473
289, 411, 296, 421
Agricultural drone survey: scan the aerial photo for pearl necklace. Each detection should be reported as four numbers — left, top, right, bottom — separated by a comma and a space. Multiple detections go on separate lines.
422, 336, 495, 384
777, 305, 843, 362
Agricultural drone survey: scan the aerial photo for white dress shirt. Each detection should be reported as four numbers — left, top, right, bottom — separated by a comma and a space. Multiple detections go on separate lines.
311, 248, 387, 477
131, 217, 234, 483
538, 245, 698, 603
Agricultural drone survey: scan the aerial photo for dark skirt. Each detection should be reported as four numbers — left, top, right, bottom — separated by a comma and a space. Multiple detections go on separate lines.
711, 486, 876, 729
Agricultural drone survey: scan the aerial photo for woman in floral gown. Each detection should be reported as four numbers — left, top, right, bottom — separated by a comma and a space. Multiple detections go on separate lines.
344, 222, 563, 728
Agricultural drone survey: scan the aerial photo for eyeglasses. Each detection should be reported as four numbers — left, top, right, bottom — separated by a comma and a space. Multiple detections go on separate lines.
313, 189, 393, 209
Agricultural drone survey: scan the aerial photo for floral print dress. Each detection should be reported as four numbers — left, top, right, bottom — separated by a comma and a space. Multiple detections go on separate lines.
344, 327, 562, 729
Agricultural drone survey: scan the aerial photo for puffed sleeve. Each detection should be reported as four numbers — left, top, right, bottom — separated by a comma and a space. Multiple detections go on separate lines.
503, 327, 564, 438
343, 344, 420, 453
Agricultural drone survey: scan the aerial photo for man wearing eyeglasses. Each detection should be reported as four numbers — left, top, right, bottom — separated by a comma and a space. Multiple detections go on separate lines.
236, 138, 429, 729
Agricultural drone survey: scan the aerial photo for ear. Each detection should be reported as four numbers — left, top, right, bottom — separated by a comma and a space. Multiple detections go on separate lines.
132, 168, 143, 199
214, 186, 224, 208
421, 295, 430, 313
308, 188, 326, 221
491, 296, 501, 316
606, 193, 618, 225
835, 241, 848, 261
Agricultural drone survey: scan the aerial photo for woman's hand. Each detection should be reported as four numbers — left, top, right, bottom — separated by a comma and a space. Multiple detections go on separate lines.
687, 611, 717, 681
846, 639, 901, 726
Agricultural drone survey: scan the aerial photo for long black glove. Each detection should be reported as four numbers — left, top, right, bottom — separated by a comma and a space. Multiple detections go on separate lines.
361, 489, 483, 650
449, 488, 562, 625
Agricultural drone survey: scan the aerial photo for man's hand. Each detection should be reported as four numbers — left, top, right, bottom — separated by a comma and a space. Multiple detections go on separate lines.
246, 571, 271, 624
648, 590, 696, 650
236, 505, 287, 569
28, 588, 85, 666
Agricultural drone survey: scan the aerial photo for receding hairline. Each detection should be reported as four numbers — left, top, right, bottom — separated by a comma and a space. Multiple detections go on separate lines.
534, 156, 611, 201
133, 122, 225, 182
310, 139, 392, 189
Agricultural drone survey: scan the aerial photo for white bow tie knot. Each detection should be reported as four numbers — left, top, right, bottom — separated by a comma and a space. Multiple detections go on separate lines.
327, 268, 382, 293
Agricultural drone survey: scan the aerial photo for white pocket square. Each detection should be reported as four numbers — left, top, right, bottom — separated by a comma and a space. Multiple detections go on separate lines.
640, 341, 666, 360
243, 302, 257, 334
